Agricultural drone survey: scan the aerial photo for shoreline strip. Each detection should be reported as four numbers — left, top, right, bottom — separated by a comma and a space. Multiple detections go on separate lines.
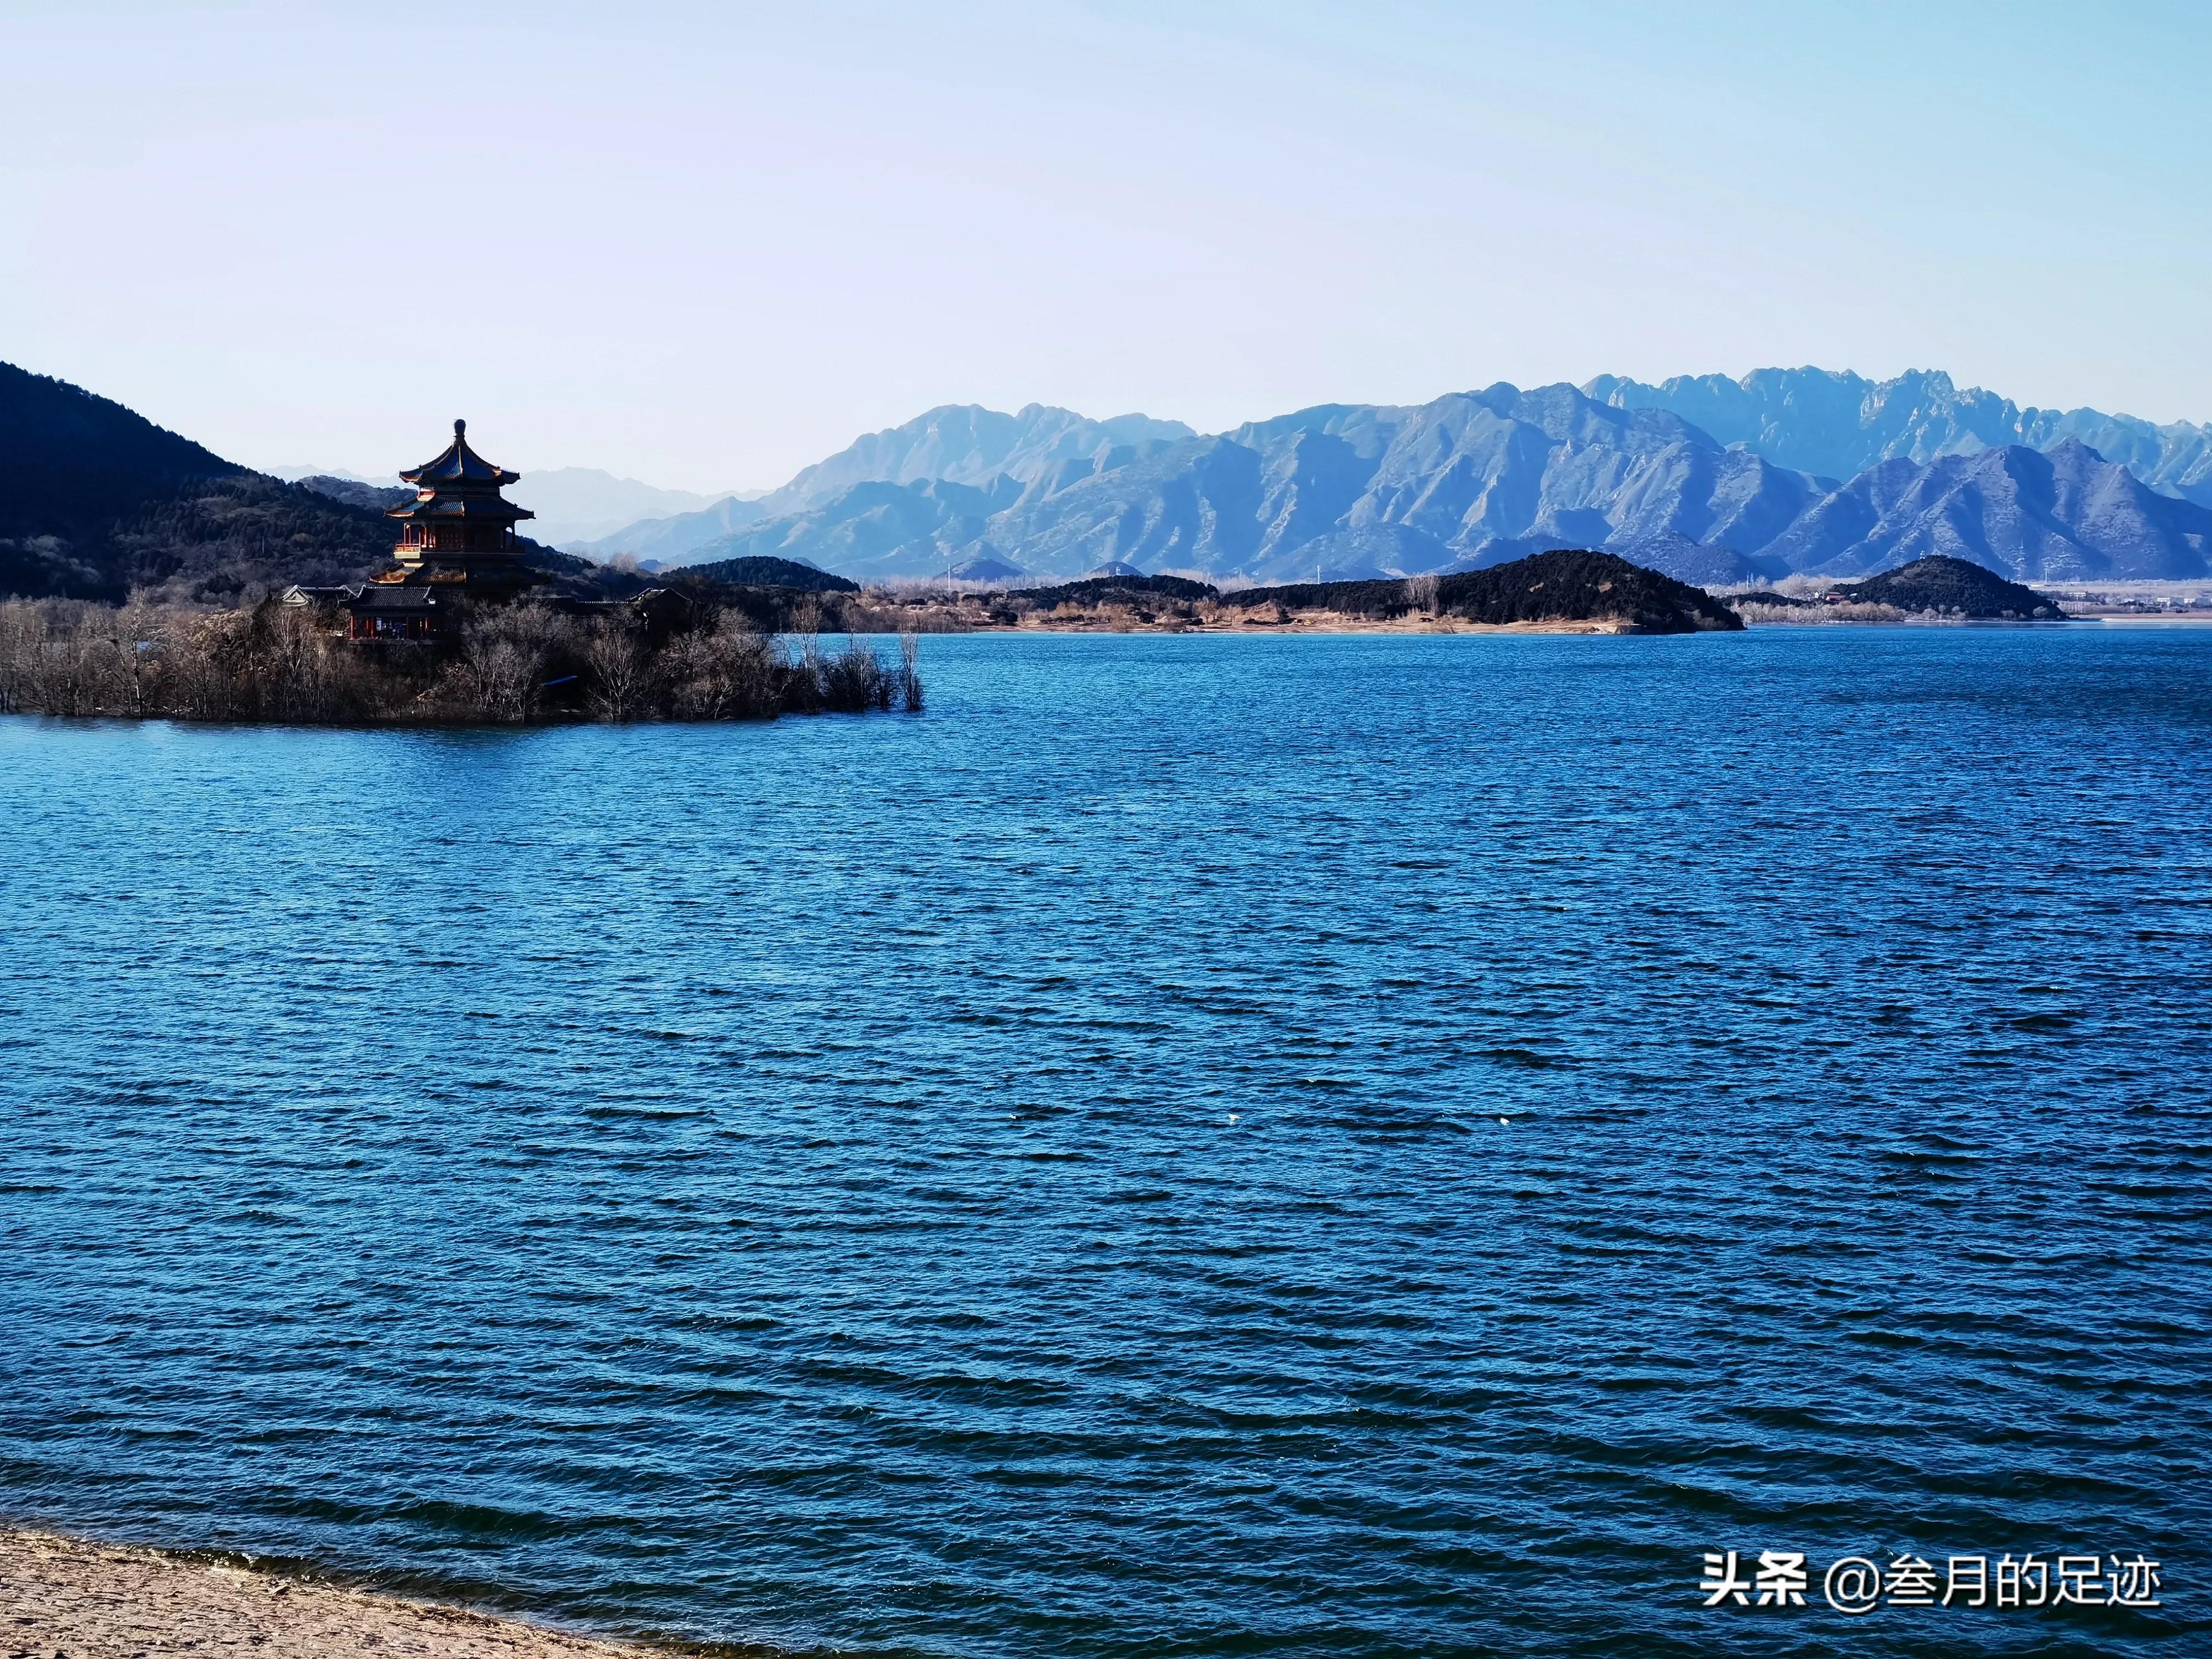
1, 1528, 673, 1658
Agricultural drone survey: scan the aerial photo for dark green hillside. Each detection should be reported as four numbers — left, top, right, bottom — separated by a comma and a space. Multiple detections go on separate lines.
1234, 549, 1742, 633
1020, 574, 1219, 607
99, 477, 404, 601
296, 475, 413, 511
0, 362, 236, 533
1224, 575, 1409, 614
1838, 555, 2066, 618
1438, 550, 1742, 631
679, 553, 857, 592
0, 363, 392, 600
0, 362, 600, 602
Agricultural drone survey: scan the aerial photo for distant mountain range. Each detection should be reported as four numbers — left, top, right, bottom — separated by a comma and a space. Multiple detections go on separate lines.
507, 469, 746, 547
9, 360, 2211, 601
577, 403, 1192, 565
593, 376, 2212, 585
272, 462, 747, 547
1587, 367, 2212, 507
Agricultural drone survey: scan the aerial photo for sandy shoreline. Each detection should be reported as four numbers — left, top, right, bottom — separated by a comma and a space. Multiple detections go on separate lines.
0, 1530, 670, 1658
947, 612, 1644, 635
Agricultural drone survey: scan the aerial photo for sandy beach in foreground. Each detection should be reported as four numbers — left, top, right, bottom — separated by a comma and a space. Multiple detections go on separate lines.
1, 1531, 662, 1659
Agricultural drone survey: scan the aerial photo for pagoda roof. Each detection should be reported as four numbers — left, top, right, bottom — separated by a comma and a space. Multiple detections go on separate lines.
344, 585, 443, 613
400, 419, 522, 488
388, 495, 535, 520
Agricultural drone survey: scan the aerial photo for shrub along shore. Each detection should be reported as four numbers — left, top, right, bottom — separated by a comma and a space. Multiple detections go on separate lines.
0, 553, 2069, 725
912, 549, 1743, 635
868, 551, 2068, 633
0, 594, 922, 724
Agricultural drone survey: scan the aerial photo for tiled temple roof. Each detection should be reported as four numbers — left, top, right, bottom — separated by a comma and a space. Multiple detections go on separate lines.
345, 585, 443, 612
398, 419, 522, 489
387, 494, 534, 521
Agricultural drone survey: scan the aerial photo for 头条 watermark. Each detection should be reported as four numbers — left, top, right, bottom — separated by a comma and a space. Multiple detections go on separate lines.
1697, 1549, 2162, 1614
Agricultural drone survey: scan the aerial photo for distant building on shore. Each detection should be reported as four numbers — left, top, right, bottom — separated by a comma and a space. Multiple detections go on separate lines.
283, 421, 546, 640
279, 420, 698, 644
384, 421, 542, 586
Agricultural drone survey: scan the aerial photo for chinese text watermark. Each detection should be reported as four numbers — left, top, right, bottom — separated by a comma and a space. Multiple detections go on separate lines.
1698, 1550, 2162, 1614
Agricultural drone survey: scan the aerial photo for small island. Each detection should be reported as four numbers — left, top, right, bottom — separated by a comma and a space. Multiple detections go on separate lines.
1728, 555, 2069, 623
0, 420, 920, 725
865, 549, 1745, 635
848, 551, 2072, 634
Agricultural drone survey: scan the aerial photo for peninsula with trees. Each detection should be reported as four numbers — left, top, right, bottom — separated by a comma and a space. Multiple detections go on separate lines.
0, 369, 916, 723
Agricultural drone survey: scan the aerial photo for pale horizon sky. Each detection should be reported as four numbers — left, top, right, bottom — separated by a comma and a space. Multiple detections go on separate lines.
5, 1, 2209, 493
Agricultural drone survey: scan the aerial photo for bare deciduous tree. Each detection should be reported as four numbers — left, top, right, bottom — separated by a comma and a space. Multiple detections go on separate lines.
0, 594, 915, 726
899, 627, 923, 712
583, 619, 656, 721
461, 601, 569, 723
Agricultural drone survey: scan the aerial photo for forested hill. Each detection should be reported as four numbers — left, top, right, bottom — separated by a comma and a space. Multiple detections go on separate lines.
0, 363, 590, 603
0, 362, 243, 527
1838, 556, 2066, 619
1235, 549, 1743, 634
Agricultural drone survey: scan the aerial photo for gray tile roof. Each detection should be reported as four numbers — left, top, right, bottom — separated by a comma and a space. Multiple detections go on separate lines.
398, 418, 522, 488
346, 585, 442, 611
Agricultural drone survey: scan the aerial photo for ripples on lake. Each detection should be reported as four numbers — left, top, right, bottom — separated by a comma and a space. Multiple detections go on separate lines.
2, 627, 2207, 1657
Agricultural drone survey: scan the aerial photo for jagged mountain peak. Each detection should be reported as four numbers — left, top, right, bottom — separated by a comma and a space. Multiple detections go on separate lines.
762, 402, 1195, 514
16, 359, 2202, 601
655, 379, 2212, 588
1586, 365, 2212, 507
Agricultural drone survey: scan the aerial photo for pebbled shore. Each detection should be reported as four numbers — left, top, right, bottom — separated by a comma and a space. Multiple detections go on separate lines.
0, 1531, 661, 1659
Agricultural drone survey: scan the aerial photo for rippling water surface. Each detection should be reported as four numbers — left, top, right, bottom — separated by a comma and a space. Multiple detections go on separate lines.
2, 627, 2208, 1657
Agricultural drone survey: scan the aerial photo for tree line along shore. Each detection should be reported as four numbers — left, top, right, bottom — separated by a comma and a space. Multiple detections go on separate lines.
866, 549, 2064, 635
0, 550, 2067, 726
0, 590, 921, 724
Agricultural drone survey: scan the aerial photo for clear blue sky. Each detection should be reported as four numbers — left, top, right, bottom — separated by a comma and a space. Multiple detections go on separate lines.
4, 1, 2207, 490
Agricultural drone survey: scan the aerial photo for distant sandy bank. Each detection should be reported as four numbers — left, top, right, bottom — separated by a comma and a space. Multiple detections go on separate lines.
998, 613, 1643, 635
0, 1530, 667, 1658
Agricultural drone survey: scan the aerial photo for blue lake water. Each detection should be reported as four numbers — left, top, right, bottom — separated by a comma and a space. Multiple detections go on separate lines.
1, 626, 2207, 1657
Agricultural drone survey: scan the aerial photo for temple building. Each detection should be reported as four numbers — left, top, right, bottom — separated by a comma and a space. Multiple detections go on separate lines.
384, 419, 541, 588
298, 419, 547, 640
280, 419, 692, 646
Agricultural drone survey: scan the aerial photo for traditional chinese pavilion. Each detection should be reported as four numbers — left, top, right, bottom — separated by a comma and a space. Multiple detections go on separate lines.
335, 419, 545, 639
386, 418, 543, 588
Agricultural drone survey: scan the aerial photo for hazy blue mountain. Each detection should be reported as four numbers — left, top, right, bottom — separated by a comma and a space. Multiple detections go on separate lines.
587, 404, 1190, 565
1585, 366, 2212, 508
242, 368, 2212, 587
579, 494, 774, 564
678, 381, 2211, 586
1606, 533, 1775, 586
761, 403, 1192, 513
503, 468, 746, 548
675, 477, 1025, 584
658, 385, 1825, 584
1762, 439, 2212, 580
876, 384, 1837, 582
